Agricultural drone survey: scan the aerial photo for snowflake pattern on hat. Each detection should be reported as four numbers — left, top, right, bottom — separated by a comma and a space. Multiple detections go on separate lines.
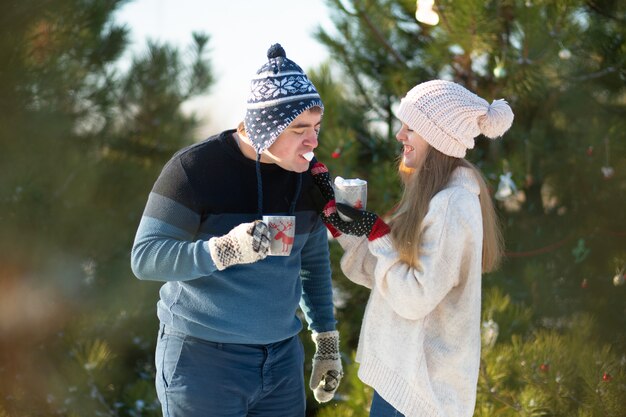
249, 75, 317, 103
244, 44, 323, 154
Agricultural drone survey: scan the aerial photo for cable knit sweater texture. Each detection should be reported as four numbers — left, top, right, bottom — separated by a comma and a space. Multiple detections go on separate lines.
337, 167, 483, 417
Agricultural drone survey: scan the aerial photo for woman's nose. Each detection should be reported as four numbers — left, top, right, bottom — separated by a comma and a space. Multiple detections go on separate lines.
395, 128, 405, 142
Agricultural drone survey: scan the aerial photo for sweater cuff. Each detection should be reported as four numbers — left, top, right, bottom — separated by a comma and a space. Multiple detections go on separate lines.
368, 234, 394, 253
368, 217, 391, 241
335, 234, 365, 250
325, 222, 342, 238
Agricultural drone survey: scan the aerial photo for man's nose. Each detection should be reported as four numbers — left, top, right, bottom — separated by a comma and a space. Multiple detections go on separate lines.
304, 130, 319, 148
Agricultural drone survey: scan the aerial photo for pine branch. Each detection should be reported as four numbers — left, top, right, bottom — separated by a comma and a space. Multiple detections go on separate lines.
479, 359, 522, 412
585, 1, 626, 23
436, 5, 477, 87
331, 0, 406, 66
355, 9, 405, 66
533, 373, 591, 411
570, 66, 618, 82
331, 38, 388, 121
87, 376, 120, 417
435, 3, 453, 34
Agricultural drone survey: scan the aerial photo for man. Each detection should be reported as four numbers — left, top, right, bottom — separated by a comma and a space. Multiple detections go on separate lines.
131, 43, 342, 417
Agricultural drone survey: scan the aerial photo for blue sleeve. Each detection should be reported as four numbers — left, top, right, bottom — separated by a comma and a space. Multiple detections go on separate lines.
130, 158, 219, 281
299, 219, 336, 333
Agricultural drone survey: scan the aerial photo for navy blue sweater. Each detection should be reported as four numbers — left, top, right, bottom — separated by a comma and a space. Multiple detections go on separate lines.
131, 130, 336, 344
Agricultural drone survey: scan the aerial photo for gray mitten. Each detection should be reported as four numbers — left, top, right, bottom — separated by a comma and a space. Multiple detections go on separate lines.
310, 330, 343, 403
208, 220, 270, 270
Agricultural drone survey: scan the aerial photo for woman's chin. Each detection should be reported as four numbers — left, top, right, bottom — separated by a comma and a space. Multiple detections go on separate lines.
402, 155, 416, 169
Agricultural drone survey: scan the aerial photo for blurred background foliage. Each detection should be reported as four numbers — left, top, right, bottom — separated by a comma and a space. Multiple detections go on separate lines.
0, 0, 624, 416
1, 0, 212, 415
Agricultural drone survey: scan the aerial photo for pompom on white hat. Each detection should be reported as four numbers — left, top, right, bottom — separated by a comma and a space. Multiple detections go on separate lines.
396, 80, 514, 158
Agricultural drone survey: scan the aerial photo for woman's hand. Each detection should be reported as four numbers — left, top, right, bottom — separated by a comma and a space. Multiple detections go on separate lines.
324, 201, 390, 241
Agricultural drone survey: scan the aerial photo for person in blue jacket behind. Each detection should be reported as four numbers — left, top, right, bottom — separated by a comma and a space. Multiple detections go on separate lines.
131, 43, 342, 417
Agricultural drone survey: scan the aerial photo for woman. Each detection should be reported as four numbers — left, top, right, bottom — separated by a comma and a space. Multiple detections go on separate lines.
311, 80, 514, 416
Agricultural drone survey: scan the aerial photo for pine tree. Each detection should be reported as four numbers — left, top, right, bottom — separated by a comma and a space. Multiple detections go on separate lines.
313, 0, 625, 414
476, 289, 625, 416
0, 0, 213, 415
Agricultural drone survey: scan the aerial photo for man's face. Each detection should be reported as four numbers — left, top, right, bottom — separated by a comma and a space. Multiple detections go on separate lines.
263, 109, 322, 173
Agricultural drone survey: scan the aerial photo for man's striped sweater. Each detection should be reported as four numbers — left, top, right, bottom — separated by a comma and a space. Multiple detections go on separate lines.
131, 130, 336, 344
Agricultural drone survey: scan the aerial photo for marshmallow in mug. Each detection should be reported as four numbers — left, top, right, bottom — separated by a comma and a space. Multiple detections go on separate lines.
334, 176, 367, 189
334, 176, 367, 221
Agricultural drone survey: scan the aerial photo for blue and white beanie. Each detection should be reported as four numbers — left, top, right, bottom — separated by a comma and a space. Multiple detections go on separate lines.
244, 43, 324, 154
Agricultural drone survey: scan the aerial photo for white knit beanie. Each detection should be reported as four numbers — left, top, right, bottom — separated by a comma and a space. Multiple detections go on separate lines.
396, 80, 514, 158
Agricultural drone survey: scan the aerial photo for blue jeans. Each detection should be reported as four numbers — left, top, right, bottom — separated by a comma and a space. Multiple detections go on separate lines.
370, 391, 405, 417
155, 324, 305, 417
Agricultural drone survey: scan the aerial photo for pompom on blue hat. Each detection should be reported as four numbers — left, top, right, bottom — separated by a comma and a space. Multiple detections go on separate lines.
244, 43, 324, 154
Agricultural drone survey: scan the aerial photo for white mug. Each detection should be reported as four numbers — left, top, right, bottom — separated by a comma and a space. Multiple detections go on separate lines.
334, 177, 367, 222
262, 215, 296, 256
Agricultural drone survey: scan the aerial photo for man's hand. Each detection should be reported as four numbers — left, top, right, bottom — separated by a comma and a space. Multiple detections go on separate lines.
208, 220, 270, 270
310, 330, 343, 403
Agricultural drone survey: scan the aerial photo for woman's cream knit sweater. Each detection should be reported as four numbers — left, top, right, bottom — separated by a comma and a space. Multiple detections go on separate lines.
337, 167, 483, 417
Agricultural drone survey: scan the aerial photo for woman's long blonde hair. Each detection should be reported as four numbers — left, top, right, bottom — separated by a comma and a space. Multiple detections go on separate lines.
388, 147, 503, 273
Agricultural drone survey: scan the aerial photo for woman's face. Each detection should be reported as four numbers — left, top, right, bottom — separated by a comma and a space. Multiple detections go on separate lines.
395, 123, 430, 169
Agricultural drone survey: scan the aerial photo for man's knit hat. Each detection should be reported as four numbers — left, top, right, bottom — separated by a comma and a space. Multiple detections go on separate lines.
396, 80, 514, 157
244, 43, 324, 154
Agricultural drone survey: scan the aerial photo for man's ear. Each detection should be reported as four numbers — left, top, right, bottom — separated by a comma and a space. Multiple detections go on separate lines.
237, 121, 247, 138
